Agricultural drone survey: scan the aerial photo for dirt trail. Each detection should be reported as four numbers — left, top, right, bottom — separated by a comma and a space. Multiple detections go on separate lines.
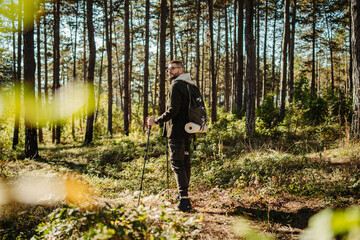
186, 188, 324, 239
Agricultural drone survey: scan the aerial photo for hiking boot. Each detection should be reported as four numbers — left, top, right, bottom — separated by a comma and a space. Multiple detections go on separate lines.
177, 197, 192, 212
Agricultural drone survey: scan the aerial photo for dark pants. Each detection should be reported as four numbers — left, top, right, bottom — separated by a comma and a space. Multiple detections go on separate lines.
168, 137, 191, 197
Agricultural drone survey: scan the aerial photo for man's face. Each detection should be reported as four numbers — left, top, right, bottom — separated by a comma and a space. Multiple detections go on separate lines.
167, 64, 183, 79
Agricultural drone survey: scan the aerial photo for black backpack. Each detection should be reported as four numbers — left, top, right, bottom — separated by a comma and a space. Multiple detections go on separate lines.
186, 83, 207, 130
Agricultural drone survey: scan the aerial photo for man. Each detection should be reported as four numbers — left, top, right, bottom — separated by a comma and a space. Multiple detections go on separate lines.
147, 60, 193, 212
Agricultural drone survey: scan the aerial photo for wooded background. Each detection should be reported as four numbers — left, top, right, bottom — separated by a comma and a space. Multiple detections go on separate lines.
0, 0, 359, 158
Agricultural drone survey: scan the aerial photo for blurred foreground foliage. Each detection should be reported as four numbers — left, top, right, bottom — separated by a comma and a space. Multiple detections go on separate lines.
301, 207, 360, 240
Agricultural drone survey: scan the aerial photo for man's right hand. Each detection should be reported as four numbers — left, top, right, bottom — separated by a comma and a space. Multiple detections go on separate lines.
147, 116, 157, 126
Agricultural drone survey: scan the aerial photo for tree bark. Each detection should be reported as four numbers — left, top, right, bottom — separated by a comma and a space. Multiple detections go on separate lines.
209, 0, 217, 122
123, 0, 130, 135
272, 0, 278, 95
95, 31, 105, 123
311, 0, 317, 95
105, 0, 113, 136
262, 0, 268, 102
280, 0, 290, 118
44, 12, 48, 126
232, 0, 237, 111
245, 0, 256, 135
84, 0, 96, 144
224, 6, 230, 112
13, 0, 22, 149
236, 0, 244, 117
324, 8, 335, 92
349, 0, 353, 94
159, 0, 167, 116
351, 0, 360, 138
71, 0, 79, 140
53, 0, 61, 144
288, 0, 296, 103
170, 0, 174, 60
143, 0, 150, 131
153, 16, 160, 115
36, 1, 43, 143
24, 0, 38, 158
195, 0, 201, 88
256, 0, 261, 107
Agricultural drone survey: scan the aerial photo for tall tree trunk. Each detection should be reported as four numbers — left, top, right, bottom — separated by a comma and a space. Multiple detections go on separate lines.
256, 0, 261, 107
84, 0, 96, 144
36, 1, 43, 143
83, 0, 87, 84
143, 0, 150, 130
105, 0, 113, 136
349, 0, 353, 95
24, 0, 38, 158
159, 0, 167, 116
13, 0, 22, 149
215, 13, 221, 78
232, 0, 237, 111
72, 0, 79, 140
195, 0, 201, 88
209, 0, 217, 122
153, 17, 160, 115
169, 0, 174, 60
114, 30, 123, 111
272, 0, 277, 95
324, 8, 335, 92
351, 0, 360, 138
129, 3, 134, 125
245, 0, 256, 135
201, 18, 205, 95
81, 0, 87, 132
11, 0, 16, 90
123, 0, 130, 135
236, 0, 244, 117
262, 0, 268, 102
288, 0, 296, 103
44, 12, 48, 126
280, 0, 290, 118
53, 0, 61, 144
12, 0, 16, 123
95, 31, 105, 123
311, 0, 317, 95
224, 6, 230, 112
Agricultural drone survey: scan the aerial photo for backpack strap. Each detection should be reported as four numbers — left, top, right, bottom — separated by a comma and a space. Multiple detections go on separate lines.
186, 83, 192, 119
173, 79, 192, 121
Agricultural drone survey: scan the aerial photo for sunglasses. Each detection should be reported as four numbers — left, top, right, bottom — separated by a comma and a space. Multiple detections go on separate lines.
166, 67, 181, 71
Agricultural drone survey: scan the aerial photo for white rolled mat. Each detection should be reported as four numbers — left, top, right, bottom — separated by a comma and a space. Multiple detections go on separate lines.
185, 122, 208, 133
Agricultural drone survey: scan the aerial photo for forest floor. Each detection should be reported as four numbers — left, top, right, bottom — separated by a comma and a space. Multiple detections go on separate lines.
2, 130, 360, 239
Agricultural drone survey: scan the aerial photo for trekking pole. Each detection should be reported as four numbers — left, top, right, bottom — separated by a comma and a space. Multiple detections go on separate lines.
166, 137, 169, 198
138, 125, 151, 206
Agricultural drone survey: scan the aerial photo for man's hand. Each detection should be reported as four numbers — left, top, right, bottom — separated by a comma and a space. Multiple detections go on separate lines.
147, 116, 157, 126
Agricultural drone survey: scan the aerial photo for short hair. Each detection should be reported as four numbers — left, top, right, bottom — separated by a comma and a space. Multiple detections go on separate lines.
169, 60, 183, 68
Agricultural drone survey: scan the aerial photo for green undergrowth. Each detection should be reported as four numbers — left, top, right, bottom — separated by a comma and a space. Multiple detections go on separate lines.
194, 153, 360, 199
33, 205, 201, 240
1, 203, 201, 239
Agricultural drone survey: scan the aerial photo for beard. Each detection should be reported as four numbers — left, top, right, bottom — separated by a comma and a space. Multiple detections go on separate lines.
169, 73, 180, 80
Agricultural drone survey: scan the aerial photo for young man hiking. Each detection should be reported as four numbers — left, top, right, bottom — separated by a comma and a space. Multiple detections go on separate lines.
147, 60, 193, 212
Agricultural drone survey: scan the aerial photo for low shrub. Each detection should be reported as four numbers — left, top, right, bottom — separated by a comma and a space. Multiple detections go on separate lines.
34, 205, 201, 239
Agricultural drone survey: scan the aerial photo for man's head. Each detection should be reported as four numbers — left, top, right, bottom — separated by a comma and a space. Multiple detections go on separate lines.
167, 60, 184, 79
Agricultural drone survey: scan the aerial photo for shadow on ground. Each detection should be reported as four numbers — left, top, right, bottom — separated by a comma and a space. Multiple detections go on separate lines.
231, 204, 316, 230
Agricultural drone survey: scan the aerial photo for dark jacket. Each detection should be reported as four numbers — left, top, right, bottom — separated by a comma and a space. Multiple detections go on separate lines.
156, 73, 195, 139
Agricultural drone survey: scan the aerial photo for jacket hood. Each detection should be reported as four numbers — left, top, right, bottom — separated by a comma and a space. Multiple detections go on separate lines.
173, 73, 195, 85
